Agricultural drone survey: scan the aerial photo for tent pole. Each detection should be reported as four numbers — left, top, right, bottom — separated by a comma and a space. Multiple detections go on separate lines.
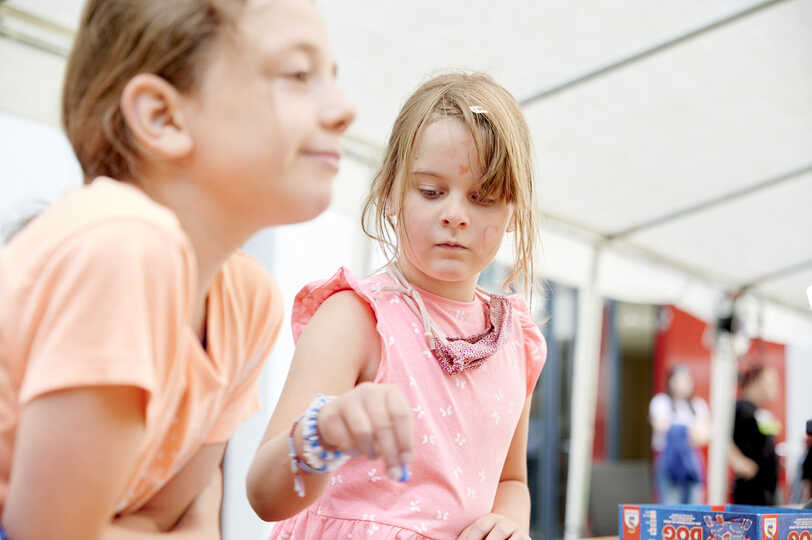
707, 317, 738, 503
564, 246, 603, 540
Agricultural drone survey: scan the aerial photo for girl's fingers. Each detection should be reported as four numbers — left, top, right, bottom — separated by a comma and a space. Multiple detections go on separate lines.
385, 386, 413, 465
317, 400, 353, 452
339, 397, 376, 459
484, 522, 517, 540
458, 514, 498, 540
315, 384, 413, 481
363, 387, 402, 480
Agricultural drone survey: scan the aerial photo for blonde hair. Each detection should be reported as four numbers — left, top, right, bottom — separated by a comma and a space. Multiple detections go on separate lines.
62, 0, 246, 183
362, 72, 539, 298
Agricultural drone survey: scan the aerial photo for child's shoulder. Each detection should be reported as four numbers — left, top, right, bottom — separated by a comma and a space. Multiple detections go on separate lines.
295, 267, 387, 303
52, 177, 181, 235
290, 267, 386, 340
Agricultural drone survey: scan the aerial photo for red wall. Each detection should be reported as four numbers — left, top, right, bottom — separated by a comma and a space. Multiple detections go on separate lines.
654, 306, 787, 501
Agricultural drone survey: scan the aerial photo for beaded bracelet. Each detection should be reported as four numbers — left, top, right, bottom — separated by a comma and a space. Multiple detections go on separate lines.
300, 395, 350, 471
288, 394, 350, 497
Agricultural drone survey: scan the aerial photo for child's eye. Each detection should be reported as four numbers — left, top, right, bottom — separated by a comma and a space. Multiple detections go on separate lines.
471, 192, 497, 205
419, 189, 441, 199
286, 70, 312, 83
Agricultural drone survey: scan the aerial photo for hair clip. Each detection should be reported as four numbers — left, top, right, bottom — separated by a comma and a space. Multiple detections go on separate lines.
469, 105, 488, 114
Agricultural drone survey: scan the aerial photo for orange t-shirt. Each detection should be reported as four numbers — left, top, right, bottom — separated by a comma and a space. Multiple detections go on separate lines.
0, 177, 283, 513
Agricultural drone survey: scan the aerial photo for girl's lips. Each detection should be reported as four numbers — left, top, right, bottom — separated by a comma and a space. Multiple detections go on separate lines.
436, 242, 466, 249
303, 150, 341, 171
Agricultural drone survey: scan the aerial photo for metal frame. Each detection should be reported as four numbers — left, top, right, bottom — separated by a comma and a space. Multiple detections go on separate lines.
0, 4, 72, 57
608, 162, 812, 241
518, 0, 792, 107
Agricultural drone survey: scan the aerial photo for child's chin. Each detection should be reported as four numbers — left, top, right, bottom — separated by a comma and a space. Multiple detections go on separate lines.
265, 194, 331, 226
292, 199, 331, 224
426, 264, 475, 283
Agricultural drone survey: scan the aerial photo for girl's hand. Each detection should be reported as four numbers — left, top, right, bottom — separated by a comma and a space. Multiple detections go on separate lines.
313, 382, 413, 481
734, 455, 759, 480
457, 513, 531, 540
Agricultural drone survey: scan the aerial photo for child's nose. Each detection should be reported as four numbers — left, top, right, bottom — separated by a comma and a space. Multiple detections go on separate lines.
441, 199, 468, 228
322, 87, 356, 134
442, 215, 468, 228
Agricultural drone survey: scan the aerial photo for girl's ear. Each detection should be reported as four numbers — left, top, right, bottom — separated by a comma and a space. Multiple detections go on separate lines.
120, 73, 193, 163
506, 205, 515, 233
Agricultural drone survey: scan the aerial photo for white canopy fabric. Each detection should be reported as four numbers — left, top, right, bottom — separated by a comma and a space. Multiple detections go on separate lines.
3, 0, 809, 342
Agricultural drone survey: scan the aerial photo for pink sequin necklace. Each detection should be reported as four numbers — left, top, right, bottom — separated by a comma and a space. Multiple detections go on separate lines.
383, 265, 512, 375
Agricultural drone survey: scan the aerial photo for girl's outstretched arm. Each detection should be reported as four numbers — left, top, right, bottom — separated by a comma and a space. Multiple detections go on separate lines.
2, 385, 146, 540
246, 291, 413, 522
457, 396, 533, 540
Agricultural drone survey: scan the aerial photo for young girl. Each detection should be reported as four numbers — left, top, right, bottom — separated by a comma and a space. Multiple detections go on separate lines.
0, 0, 354, 538
649, 365, 710, 504
247, 72, 546, 540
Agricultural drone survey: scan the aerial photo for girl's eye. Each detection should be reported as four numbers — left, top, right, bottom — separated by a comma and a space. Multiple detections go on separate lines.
287, 71, 312, 83
419, 189, 441, 199
471, 192, 497, 205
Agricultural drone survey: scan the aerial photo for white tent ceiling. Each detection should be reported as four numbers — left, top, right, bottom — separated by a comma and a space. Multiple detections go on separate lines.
1, 0, 811, 341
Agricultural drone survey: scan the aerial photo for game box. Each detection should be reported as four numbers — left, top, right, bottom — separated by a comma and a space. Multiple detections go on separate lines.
620, 504, 812, 540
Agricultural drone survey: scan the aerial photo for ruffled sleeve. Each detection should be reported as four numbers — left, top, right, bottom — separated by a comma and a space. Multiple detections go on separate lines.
291, 267, 379, 343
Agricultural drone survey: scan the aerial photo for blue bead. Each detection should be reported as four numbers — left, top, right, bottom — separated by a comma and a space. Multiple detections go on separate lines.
400, 464, 411, 483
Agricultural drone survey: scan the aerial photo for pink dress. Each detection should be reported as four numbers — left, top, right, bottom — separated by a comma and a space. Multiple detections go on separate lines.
270, 268, 546, 540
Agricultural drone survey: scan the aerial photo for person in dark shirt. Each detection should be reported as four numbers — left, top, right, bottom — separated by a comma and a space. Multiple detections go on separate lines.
801, 434, 812, 505
729, 365, 781, 505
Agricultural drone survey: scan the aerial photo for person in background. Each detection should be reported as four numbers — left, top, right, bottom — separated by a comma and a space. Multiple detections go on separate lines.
800, 433, 812, 504
649, 364, 710, 504
729, 365, 781, 506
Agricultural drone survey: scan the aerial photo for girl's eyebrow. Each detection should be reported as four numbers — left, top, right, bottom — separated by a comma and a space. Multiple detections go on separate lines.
412, 170, 445, 179
263, 41, 337, 74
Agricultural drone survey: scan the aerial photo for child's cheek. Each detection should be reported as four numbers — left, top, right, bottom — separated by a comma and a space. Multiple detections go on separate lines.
481, 224, 502, 246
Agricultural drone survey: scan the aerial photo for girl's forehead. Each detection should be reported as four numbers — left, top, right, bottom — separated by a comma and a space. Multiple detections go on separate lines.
237, 0, 330, 54
415, 118, 474, 153
412, 119, 483, 176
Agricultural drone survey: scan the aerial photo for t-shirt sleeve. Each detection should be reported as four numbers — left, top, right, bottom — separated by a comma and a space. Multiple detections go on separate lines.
18, 220, 195, 416
511, 296, 547, 398
205, 260, 284, 443
649, 394, 672, 423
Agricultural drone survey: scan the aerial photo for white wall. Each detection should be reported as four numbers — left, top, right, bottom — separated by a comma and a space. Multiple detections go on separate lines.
0, 111, 81, 234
